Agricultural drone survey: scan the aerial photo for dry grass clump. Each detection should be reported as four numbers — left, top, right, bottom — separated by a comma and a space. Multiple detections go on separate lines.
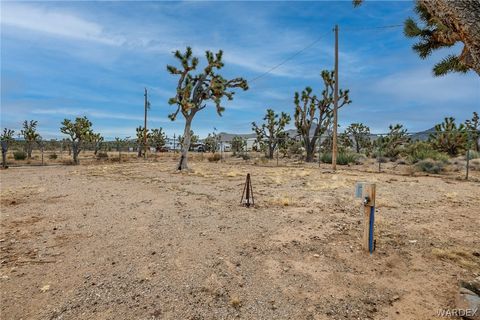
432, 248, 479, 270
229, 295, 242, 308
267, 196, 292, 207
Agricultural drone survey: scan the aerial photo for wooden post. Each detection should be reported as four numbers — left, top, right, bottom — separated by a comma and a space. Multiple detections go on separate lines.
332, 24, 339, 171
362, 183, 376, 253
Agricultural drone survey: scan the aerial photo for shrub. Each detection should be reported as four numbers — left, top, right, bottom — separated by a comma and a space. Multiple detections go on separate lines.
320, 152, 357, 165
416, 159, 445, 174
207, 153, 221, 162
13, 150, 27, 160
466, 150, 480, 160
49, 153, 58, 160
240, 154, 250, 160
97, 151, 109, 159
404, 141, 449, 164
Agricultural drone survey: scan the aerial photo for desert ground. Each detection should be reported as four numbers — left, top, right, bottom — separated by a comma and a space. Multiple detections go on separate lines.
1, 155, 479, 320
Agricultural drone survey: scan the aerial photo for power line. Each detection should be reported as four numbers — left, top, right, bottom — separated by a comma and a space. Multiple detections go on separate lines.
249, 30, 331, 84
341, 24, 404, 31
248, 23, 403, 85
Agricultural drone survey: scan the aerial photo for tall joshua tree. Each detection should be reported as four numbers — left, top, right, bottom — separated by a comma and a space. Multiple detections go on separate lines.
60, 116, 93, 164
21, 120, 41, 159
252, 109, 291, 159
294, 70, 351, 162
167, 47, 248, 170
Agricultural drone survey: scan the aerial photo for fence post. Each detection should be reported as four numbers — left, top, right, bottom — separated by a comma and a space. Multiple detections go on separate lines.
318, 135, 321, 167
276, 138, 279, 166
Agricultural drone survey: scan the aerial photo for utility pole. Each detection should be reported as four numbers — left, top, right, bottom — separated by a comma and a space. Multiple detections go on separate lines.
332, 24, 339, 171
144, 88, 149, 159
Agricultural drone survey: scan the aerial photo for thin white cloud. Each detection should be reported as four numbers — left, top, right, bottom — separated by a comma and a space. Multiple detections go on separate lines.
371, 67, 480, 103
31, 108, 170, 123
1, 3, 124, 45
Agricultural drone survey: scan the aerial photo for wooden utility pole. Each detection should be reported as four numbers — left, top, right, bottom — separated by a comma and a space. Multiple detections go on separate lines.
144, 88, 149, 159
332, 24, 339, 171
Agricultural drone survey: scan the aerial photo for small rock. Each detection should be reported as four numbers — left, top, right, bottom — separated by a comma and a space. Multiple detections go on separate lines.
40, 284, 50, 292
313, 254, 320, 258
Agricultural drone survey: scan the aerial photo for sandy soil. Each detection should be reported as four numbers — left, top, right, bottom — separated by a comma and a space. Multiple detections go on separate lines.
1, 157, 479, 320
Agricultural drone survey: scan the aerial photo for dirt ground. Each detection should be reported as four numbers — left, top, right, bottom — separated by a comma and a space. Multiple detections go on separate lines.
1, 156, 479, 320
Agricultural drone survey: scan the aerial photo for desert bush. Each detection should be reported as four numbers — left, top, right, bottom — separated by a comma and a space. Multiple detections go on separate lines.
415, 159, 445, 174
49, 153, 58, 160
240, 154, 250, 160
469, 159, 480, 171
320, 152, 357, 165
404, 141, 449, 164
13, 150, 27, 160
97, 151, 109, 159
466, 150, 480, 160
429, 117, 467, 156
207, 153, 221, 162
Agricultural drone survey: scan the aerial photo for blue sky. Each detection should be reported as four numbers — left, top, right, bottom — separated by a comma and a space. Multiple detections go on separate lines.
1, 1, 479, 139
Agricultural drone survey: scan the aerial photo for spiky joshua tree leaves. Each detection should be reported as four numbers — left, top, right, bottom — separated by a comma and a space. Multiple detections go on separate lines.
149, 128, 167, 152
21, 120, 41, 159
88, 132, 104, 156
429, 117, 467, 156
355, 0, 480, 75
136, 126, 149, 157
1, 128, 15, 168
465, 112, 479, 151
376, 124, 411, 159
167, 47, 248, 170
60, 116, 93, 164
404, 2, 473, 76
294, 70, 351, 162
252, 109, 291, 159
345, 123, 371, 153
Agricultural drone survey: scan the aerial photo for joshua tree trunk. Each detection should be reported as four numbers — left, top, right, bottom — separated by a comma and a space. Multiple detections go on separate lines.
26, 142, 33, 159
419, 0, 480, 75
305, 136, 318, 162
178, 116, 193, 170
1, 151, 7, 168
267, 141, 275, 159
72, 141, 80, 165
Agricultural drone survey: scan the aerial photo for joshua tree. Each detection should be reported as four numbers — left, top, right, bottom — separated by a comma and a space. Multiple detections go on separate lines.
465, 111, 479, 151
135, 126, 149, 157
167, 47, 248, 170
231, 136, 246, 155
355, 0, 480, 75
21, 120, 41, 159
1, 128, 15, 168
375, 124, 411, 159
149, 128, 167, 152
178, 130, 198, 151
204, 132, 220, 153
429, 117, 467, 156
60, 116, 93, 164
252, 109, 291, 159
345, 123, 371, 153
89, 132, 104, 155
294, 70, 351, 162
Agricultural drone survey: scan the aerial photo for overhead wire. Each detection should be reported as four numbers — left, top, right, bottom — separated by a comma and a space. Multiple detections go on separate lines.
247, 23, 403, 85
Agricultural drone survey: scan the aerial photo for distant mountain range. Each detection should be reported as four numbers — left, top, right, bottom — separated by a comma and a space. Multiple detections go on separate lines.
217, 127, 438, 142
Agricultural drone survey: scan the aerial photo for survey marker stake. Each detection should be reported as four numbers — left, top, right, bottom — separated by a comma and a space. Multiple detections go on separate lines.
240, 173, 254, 207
